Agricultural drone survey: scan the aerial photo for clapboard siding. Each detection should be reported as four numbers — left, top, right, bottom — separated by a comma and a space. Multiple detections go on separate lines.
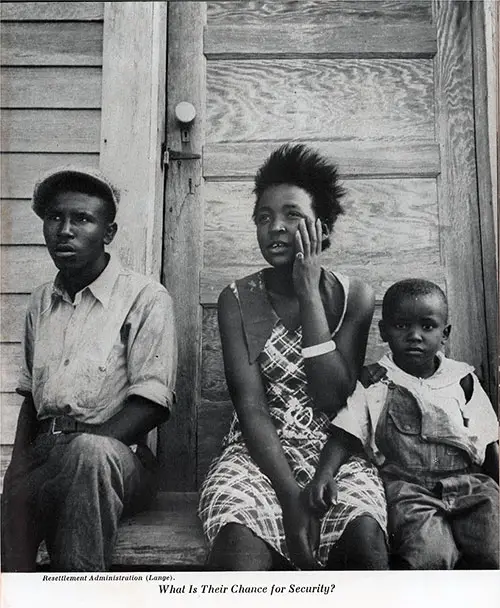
1, 200, 44, 245
1, 67, 102, 108
0, 295, 29, 343
1, 154, 100, 198
1, 109, 101, 153
0, 4, 104, 483
207, 59, 434, 144
0, 446, 13, 492
1, 343, 23, 394
1, 2, 104, 21
1, 246, 53, 293
0, 22, 103, 66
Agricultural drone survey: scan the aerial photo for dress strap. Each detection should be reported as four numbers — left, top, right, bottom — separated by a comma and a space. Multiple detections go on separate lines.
330, 271, 350, 336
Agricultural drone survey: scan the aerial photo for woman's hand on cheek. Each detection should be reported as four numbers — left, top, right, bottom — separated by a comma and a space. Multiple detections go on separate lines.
292, 218, 323, 299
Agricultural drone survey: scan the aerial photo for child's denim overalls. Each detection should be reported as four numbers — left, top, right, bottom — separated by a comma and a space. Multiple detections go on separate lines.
364, 364, 499, 569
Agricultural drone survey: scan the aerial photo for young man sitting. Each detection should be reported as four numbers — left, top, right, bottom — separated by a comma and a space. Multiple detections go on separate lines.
1, 167, 177, 572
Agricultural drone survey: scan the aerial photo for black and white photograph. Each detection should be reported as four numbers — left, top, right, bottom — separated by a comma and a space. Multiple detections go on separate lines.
0, 1, 498, 606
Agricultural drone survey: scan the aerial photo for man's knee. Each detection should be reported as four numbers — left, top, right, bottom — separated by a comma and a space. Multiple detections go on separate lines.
63, 433, 128, 480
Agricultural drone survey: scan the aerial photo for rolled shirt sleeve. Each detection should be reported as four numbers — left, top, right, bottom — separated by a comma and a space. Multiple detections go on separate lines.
461, 373, 499, 462
125, 285, 178, 411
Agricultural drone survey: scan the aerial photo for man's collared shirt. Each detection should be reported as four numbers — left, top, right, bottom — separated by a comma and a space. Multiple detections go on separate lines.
17, 254, 177, 424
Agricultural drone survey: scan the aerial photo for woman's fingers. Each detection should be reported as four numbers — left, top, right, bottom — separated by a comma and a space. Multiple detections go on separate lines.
306, 217, 318, 255
315, 219, 323, 255
298, 218, 311, 256
297, 217, 322, 257
295, 228, 304, 255
324, 480, 338, 506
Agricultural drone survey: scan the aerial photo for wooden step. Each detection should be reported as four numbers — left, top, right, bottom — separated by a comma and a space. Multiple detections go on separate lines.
37, 492, 209, 569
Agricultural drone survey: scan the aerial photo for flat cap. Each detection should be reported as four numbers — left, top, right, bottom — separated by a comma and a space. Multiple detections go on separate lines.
32, 166, 120, 219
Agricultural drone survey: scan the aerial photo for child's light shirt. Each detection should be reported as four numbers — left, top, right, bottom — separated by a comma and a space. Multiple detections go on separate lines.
333, 352, 499, 467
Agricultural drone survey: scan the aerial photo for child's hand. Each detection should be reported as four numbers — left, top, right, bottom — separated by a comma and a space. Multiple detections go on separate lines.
302, 473, 338, 517
292, 218, 323, 299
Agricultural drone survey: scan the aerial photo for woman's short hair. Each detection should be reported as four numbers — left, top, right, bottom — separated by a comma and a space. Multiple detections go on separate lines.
252, 144, 345, 250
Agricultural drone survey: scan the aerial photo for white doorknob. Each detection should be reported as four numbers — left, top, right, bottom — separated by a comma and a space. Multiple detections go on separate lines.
175, 102, 196, 125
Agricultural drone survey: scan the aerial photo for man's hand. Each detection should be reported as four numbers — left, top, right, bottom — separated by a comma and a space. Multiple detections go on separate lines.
281, 492, 321, 570
302, 471, 338, 518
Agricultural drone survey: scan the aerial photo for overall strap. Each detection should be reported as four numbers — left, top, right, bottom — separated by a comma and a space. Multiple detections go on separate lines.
360, 363, 388, 389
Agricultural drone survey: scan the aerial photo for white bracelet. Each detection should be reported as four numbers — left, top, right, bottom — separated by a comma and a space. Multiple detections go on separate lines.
301, 340, 336, 359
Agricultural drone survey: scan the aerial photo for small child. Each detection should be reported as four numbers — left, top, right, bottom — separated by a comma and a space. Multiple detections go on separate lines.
303, 278, 499, 569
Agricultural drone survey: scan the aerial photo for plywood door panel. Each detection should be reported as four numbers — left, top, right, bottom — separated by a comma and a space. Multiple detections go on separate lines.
204, 24, 436, 59
206, 1, 433, 25
204, 142, 440, 179
206, 59, 434, 143
164, 0, 491, 489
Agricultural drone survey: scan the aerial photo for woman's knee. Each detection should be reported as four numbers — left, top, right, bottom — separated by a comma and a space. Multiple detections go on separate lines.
208, 523, 273, 571
330, 515, 389, 570
345, 515, 386, 544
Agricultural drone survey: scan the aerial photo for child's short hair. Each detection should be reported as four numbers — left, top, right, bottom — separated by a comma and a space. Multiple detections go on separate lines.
382, 279, 448, 321
252, 144, 345, 250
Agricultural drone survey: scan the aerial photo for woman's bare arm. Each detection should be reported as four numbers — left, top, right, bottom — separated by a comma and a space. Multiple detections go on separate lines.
294, 218, 374, 414
218, 286, 316, 568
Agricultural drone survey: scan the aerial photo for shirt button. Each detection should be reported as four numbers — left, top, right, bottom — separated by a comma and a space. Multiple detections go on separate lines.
64, 359, 70, 366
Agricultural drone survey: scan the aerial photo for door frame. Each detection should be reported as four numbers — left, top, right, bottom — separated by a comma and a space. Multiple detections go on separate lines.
99, 1, 167, 278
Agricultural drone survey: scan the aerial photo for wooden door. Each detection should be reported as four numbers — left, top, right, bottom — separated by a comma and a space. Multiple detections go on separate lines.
161, 1, 495, 491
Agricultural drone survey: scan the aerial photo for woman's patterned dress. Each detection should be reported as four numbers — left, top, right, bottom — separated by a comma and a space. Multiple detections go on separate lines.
198, 271, 387, 567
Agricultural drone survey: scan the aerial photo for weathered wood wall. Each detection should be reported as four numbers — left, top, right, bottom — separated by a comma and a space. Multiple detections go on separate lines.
0, 1, 105, 486
161, 1, 494, 490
